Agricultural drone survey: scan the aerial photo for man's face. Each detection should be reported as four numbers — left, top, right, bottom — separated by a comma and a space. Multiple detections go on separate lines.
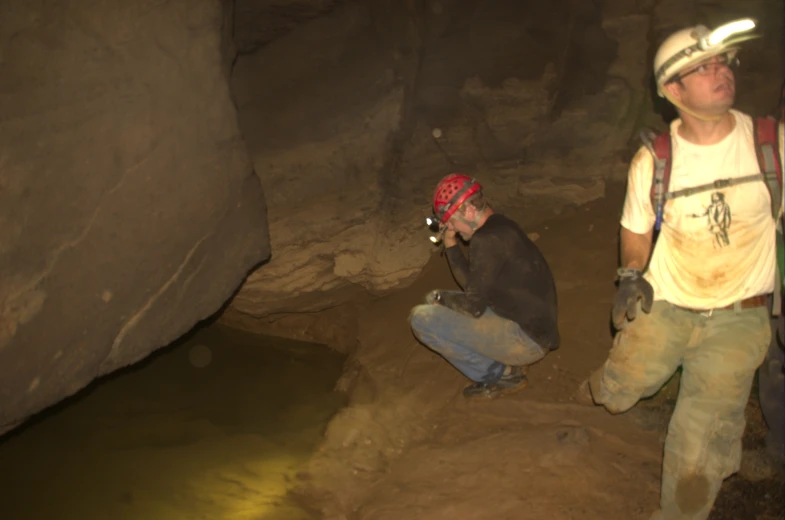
666, 53, 737, 116
446, 206, 476, 240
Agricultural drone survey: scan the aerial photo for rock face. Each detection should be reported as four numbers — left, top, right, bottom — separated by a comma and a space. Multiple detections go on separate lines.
218, 0, 621, 323
233, 0, 347, 53
228, 1, 429, 320
0, 1, 271, 434
1, 0, 782, 436
225, 0, 783, 327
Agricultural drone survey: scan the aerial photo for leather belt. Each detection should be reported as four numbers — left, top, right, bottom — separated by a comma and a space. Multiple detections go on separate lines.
678, 294, 769, 316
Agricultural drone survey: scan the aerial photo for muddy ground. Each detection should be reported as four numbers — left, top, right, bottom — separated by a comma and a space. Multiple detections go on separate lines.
293, 182, 785, 520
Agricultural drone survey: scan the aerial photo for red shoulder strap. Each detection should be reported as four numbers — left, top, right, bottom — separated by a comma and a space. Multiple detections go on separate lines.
648, 130, 673, 225
647, 118, 782, 224
653, 132, 672, 178
754, 116, 782, 175
754, 116, 783, 218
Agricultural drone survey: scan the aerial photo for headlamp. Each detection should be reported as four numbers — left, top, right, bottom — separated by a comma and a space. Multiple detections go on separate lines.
425, 216, 445, 244
655, 18, 757, 86
702, 18, 756, 49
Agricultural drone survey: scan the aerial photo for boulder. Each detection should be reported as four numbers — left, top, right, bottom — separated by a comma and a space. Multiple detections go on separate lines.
227, 2, 432, 320
0, 0, 270, 434
225, 0, 631, 323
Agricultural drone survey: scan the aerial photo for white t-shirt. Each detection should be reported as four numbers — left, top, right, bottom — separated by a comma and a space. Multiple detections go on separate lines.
621, 110, 780, 309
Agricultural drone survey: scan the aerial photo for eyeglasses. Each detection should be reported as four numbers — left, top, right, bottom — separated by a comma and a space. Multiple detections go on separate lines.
669, 52, 740, 83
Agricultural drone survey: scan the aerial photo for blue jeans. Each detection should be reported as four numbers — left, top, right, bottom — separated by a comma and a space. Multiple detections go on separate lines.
409, 292, 546, 383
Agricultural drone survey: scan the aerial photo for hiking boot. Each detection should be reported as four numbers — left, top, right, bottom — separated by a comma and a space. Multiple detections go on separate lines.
463, 368, 527, 399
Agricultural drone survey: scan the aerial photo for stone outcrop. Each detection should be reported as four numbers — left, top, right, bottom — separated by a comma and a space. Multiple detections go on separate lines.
1, 0, 782, 437
225, 0, 783, 328
225, 1, 430, 323
0, 0, 271, 435
233, 0, 347, 53
224, 0, 640, 324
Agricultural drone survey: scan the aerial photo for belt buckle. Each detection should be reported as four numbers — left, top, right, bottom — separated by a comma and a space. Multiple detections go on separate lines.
699, 308, 714, 318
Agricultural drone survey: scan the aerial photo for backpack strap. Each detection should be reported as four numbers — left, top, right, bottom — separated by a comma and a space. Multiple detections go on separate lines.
641, 129, 672, 231
665, 173, 764, 200
753, 116, 783, 219
638, 117, 784, 315
642, 118, 783, 227
755, 110, 785, 320
754, 115, 784, 316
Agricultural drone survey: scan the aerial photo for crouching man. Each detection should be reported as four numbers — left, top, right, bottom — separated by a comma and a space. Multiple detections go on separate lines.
409, 173, 560, 398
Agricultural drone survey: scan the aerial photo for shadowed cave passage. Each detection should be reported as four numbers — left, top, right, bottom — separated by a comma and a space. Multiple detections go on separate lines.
0, 325, 346, 520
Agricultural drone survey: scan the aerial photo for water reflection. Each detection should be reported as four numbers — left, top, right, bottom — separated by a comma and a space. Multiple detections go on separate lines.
0, 324, 346, 519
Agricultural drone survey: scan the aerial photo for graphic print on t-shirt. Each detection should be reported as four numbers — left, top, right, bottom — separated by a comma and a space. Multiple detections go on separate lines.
690, 191, 731, 248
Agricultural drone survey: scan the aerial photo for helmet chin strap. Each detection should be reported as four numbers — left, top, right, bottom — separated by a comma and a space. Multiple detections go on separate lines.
453, 211, 483, 231
663, 90, 723, 122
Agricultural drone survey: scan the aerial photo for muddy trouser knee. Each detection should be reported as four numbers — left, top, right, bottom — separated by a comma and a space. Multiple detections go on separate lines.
409, 293, 546, 383
758, 317, 785, 462
591, 302, 771, 520
589, 301, 686, 414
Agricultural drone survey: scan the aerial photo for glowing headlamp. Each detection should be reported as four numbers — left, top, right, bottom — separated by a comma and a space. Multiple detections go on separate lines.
700, 18, 756, 49
656, 17, 757, 89
425, 216, 444, 244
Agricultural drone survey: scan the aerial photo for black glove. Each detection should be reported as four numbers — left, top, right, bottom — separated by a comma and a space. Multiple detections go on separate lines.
611, 268, 654, 329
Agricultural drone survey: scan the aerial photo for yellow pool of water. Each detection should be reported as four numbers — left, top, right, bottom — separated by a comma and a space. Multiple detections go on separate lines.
0, 324, 347, 520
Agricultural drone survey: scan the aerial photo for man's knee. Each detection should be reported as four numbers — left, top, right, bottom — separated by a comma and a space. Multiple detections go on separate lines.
409, 304, 456, 341
408, 304, 433, 333
593, 309, 681, 409
666, 393, 746, 480
409, 303, 430, 322
589, 366, 641, 414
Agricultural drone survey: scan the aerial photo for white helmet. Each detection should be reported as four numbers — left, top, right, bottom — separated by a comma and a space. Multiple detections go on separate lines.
653, 18, 757, 97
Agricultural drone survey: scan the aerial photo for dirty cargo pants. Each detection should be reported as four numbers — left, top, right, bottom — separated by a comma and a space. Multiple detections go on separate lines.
589, 300, 770, 520
409, 292, 546, 383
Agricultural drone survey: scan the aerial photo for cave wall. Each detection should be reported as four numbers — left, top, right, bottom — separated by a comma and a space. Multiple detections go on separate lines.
223, 0, 783, 335
0, 0, 781, 436
0, 1, 271, 435
233, 0, 349, 53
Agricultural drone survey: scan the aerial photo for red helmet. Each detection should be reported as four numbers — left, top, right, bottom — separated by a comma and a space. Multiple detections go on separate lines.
432, 173, 482, 224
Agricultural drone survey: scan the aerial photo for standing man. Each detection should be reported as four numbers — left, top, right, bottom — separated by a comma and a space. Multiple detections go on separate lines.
577, 19, 783, 519
409, 173, 560, 398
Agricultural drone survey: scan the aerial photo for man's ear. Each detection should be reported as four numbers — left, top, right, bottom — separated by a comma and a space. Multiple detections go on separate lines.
664, 81, 684, 103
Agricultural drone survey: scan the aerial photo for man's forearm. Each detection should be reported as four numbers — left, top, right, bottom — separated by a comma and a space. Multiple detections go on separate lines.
445, 245, 469, 288
620, 226, 653, 271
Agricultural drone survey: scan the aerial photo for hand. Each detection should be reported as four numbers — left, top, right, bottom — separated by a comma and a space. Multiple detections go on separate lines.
611, 268, 654, 329
425, 290, 442, 305
442, 227, 458, 248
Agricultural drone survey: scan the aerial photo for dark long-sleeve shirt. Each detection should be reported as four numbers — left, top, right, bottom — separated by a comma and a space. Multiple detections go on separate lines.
440, 213, 560, 350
